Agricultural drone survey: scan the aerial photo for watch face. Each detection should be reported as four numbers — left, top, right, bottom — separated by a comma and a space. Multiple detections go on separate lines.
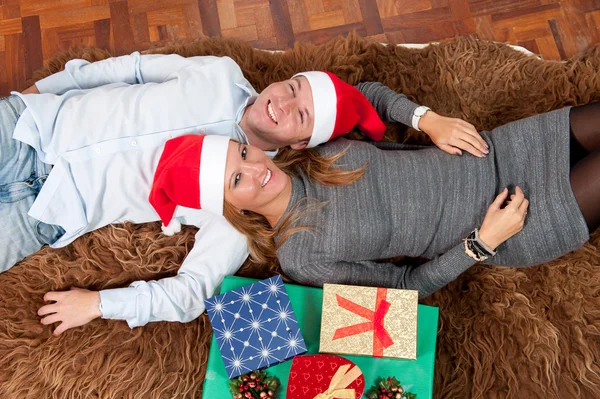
415, 108, 425, 116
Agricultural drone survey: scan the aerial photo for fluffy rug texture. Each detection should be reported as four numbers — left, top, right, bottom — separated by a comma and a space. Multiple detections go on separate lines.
1, 34, 599, 398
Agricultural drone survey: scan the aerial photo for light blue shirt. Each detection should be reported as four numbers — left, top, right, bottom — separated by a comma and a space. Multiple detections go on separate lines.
11, 53, 256, 327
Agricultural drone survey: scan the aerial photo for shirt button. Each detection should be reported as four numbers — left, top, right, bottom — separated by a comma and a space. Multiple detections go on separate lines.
95, 147, 101, 153
130, 140, 137, 146
199, 128, 206, 134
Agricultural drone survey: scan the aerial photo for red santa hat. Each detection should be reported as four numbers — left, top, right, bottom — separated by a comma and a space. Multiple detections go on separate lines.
148, 134, 230, 236
293, 71, 386, 148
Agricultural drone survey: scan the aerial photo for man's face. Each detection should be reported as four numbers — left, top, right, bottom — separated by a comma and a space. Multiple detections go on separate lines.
240, 76, 315, 151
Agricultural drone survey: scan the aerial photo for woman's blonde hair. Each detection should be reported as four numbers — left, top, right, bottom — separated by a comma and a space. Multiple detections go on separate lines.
223, 146, 366, 271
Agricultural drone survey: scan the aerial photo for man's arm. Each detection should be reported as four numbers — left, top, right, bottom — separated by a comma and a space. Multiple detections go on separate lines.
31, 53, 228, 96
38, 215, 248, 334
356, 81, 488, 157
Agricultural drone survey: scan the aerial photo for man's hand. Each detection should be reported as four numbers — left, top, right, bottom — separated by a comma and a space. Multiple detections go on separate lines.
21, 84, 40, 94
38, 287, 102, 336
418, 111, 489, 157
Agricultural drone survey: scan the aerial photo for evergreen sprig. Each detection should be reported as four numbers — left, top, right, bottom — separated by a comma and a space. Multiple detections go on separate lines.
228, 370, 280, 399
365, 376, 416, 399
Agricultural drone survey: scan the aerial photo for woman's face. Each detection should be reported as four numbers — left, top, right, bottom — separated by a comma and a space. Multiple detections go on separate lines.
223, 141, 289, 213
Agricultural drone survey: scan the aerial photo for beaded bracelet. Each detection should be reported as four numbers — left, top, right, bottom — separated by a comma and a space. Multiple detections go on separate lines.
464, 229, 497, 262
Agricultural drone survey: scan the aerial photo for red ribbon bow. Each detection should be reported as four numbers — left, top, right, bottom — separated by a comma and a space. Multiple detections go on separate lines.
332, 288, 394, 357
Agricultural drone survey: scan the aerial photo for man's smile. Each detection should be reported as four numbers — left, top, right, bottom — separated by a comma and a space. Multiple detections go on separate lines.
267, 100, 278, 124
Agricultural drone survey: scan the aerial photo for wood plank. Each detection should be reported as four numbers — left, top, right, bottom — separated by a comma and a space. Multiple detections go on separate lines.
2, 4, 22, 19
109, 1, 135, 54
357, 0, 384, 35
305, 0, 325, 15
22, 16, 43, 80
94, 18, 112, 50
198, 0, 222, 37
472, 15, 495, 41
295, 21, 367, 45
587, 11, 600, 43
146, 7, 184, 26
469, 0, 540, 17
548, 18, 567, 59
235, 6, 256, 27
535, 35, 561, 60
221, 24, 259, 41
400, 20, 456, 42
270, 0, 295, 48
5, 33, 26, 90
513, 21, 552, 41
448, 0, 471, 20
0, 35, 5, 53
322, 0, 342, 12
394, 0, 432, 15
217, 0, 237, 30
287, 0, 311, 33
254, 5, 276, 40
41, 27, 61, 61
182, 4, 204, 40
309, 10, 345, 30
492, 3, 562, 23
20, 0, 92, 17
376, 0, 398, 19
0, 18, 22, 35
382, 6, 453, 29
126, 0, 190, 14
39, 5, 111, 30
341, 0, 363, 24
131, 13, 151, 46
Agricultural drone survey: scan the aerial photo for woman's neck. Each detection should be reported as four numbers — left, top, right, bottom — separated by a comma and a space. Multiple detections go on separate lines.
261, 175, 293, 228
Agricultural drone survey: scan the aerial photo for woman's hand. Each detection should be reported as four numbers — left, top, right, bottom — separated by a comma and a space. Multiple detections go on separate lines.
21, 84, 40, 94
38, 287, 102, 336
478, 186, 529, 250
418, 111, 489, 157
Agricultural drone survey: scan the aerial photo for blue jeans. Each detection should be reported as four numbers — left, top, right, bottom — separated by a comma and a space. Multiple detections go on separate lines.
0, 96, 64, 272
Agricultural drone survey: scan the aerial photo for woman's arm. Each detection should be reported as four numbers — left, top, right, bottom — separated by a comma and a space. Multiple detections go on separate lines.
284, 245, 476, 299
38, 215, 249, 335
282, 187, 529, 298
356, 82, 488, 157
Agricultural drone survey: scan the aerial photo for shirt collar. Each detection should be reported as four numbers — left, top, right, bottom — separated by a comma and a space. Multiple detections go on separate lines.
235, 91, 279, 159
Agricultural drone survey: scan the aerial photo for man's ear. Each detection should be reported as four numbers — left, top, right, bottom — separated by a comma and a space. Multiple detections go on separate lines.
290, 141, 309, 150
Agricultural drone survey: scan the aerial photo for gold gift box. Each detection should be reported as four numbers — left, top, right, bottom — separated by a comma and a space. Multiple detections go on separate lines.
319, 283, 418, 360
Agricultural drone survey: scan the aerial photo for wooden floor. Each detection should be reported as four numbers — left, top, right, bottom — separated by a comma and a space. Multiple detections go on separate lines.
1, 0, 599, 96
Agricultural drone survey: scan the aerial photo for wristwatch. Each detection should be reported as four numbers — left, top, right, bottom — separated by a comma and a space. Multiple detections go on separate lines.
412, 106, 431, 131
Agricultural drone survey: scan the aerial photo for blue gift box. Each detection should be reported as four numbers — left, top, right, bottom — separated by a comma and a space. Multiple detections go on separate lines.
204, 275, 307, 378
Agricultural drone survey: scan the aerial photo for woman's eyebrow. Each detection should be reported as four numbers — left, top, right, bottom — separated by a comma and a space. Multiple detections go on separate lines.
228, 142, 243, 189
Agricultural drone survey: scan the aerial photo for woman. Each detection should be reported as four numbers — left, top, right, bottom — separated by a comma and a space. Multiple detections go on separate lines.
199, 101, 599, 298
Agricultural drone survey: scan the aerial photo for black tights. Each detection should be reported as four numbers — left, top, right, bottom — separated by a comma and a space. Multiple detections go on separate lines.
569, 102, 600, 232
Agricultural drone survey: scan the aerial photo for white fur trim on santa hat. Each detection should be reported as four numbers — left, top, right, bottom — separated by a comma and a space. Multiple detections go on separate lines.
161, 218, 182, 236
199, 135, 230, 215
293, 72, 336, 148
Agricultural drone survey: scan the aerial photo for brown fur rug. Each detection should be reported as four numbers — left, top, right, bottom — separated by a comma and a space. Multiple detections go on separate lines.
1, 34, 599, 398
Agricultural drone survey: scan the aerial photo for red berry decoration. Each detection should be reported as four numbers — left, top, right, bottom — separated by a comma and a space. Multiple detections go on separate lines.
366, 377, 416, 399
228, 370, 280, 399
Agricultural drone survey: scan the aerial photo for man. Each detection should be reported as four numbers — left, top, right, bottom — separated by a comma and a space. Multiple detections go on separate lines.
8, 52, 485, 335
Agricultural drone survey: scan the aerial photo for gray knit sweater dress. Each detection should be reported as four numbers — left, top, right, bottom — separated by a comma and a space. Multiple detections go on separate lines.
275, 83, 589, 298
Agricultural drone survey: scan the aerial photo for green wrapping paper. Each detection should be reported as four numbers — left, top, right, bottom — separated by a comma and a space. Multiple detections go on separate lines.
202, 276, 438, 398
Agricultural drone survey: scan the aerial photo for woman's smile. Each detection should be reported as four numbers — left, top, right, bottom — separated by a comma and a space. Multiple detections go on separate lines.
261, 168, 272, 187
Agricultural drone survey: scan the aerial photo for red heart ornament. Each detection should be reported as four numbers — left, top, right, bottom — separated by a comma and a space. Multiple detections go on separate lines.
286, 354, 365, 399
